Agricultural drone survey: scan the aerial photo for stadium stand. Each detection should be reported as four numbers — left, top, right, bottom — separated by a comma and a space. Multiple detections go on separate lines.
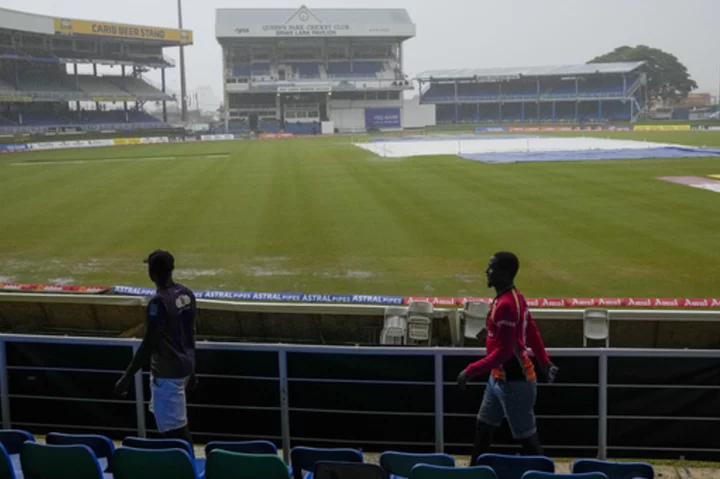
0, 7, 191, 132
217, 6, 415, 133
417, 62, 647, 123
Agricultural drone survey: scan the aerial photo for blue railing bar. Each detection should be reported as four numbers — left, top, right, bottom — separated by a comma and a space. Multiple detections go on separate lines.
145, 371, 279, 382
288, 407, 434, 417
13, 422, 136, 433
188, 403, 280, 412
598, 351, 608, 460
442, 381, 599, 388
6, 366, 125, 375
290, 436, 435, 446
607, 383, 720, 390
278, 350, 291, 464
191, 431, 283, 441
445, 443, 594, 450
289, 377, 433, 386
444, 413, 599, 420
610, 445, 720, 453
132, 343, 146, 438
434, 351, 444, 452
0, 340, 10, 429
8, 395, 132, 405
608, 415, 720, 421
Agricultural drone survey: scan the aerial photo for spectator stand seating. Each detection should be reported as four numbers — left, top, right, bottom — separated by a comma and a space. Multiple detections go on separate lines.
572, 459, 653, 479
476, 454, 555, 479
521, 474, 608, 479
206, 450, 289, 479
380, 452, 455, 479
409, 465, 497, 479
114, 447, 197, 479
122, 437, 205, 478
21, 442, 105, 479
46, 433, 115, 474
315, 462, 388, 479
291, 447, 364, 479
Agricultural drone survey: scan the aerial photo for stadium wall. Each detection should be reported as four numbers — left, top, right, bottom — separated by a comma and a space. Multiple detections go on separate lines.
403, 96, 436, 129
329, 99, 403, 132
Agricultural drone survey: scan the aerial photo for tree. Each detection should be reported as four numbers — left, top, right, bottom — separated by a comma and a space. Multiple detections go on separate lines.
589, 45, 697, 105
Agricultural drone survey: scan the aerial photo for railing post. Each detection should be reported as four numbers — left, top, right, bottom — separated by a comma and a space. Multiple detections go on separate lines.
598, 350, 608, 460
0, 339, 10, 429
434, 350, 444, 453
132, 344, 147, 438
278, 349, 291, 464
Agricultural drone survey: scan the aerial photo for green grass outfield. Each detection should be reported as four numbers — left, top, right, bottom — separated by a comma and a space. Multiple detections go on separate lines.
1, 130, 719, 298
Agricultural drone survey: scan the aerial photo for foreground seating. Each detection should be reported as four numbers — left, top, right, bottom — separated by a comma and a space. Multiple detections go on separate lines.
290, 447, 364, 479
380, 452, 455, 478
205, 440, 278, 456
206, 450, 288, 479
521, 473, 607, 479
122, 437, 205, 478
409, 465, 497, 479
477, 454, 554, 479
46, 433, 115, 473
572, 459, 653, 479
315, 461, 388, 479
21, 442, 104, 479
0, 443, 19, 479
0, 430, 34, 477
113, 447, 197, 479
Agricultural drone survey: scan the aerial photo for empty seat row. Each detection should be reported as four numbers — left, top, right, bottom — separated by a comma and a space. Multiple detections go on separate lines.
0, 429, 654, 479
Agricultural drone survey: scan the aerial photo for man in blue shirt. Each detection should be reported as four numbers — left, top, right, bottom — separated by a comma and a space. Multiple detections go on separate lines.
115, 250, 197, 443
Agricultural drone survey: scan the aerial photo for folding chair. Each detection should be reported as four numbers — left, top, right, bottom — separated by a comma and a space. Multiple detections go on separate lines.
476, 454, 554, 479
462, 301, 489, 341
47, 432, 115, 473
21, 442, 103, 479
572, 459, 654, 479
521, 473, 608, 479
290, 447, 363, 479
379, 452, 455, 479
315, 461, 387, 479
409, 465, 496, 479
583, 309, 610, 347
113, 447, 198, 479
406, 301, 434, 345
0, 430, 34, 477
205, 450, 289, 479
122, 437, 205, 478
0, 443, 18, 479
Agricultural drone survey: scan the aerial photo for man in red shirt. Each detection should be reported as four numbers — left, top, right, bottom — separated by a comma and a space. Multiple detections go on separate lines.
457, 252, 557, 463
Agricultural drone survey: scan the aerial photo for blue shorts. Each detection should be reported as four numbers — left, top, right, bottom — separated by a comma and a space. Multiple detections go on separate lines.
149, 376, 189, 433
477, 376, 538, 439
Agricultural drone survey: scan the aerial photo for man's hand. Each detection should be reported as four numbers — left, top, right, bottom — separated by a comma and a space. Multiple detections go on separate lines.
114, 373, 132, 397
457, 370, 469, 391
538, 362, 559, 384
187, 373, 198, 393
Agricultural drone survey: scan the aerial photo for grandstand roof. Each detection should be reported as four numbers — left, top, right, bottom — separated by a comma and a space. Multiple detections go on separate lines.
216, 5, 415, 39
416, 62, 645, 80
0, 6, 192, 46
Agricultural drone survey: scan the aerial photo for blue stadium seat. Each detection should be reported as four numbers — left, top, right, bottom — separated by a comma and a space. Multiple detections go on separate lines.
122, 437, 204, 478
46, 433, 115, 473
290, 447, 363, 479
0, 443, 19, 479
572, 459, 653, 479
315, 462, 388, 479
409, 465, 496, 479
21, 442, 104, 479
476, 454, 554, 479
205, 440, 278, 456
0, 430, 35, 475
113, 447, 198, 479
379, 452, 455, 479
521, 473, 607, 479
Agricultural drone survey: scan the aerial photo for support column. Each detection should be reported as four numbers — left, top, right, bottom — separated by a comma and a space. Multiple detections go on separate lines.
598, 100, 603, 120
124, 101, 128, 123
521, 102, 525, 121
93, 64, 97, 76
454, 103, 458, 123
575, 101, 579, 121
161, 68, 168, 123
552, 101, 556, 121
13, 62, 19, 90
499, 102, 503, 121
476, 103, 480, 122
630, 98, 634, 121
73, 63, 79, 90
622, 74, 627, 93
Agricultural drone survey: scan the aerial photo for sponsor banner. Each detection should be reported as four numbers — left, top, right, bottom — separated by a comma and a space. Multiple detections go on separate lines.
365, 108, 402, 129
708, 126, 720, 131
0, 95, 33, 102
91, 96, 137, 102
404, 297, 457, 307
54, 18, 193, 44
113, 286, 405, 305
260, 133, 295, 139
140, 137, 169, 144
605, 126, 633, 131
201, 134, 235, 141
113, 138, 143, 146
0, 143, 29, 153
509, 126, 577, 133
475, 127, 508, 133
633, 124, 692, 131
0, 283, 110, 294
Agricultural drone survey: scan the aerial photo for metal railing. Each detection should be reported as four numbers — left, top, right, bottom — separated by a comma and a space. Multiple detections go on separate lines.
0, 333, 718, 461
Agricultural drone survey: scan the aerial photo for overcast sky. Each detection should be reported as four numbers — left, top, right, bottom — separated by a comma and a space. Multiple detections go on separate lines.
6, 0, 720, 107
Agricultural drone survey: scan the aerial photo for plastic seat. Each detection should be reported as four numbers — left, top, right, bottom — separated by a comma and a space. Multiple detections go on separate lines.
122, 437, 204, 478
477, 454, 554, 479
521, 473, 607, 479
205, 450, 289, 479
409, 465, 496, 479
572, 459, 654, 479
380, 452, 455, 479
0, 443, 18, 479
46, 433, 115, 473
291, 447, 363, 479
20, 442, 103, 479
205, 440, 278, 456
0, 430, 34, 478
113, 447, 197, 479
315, 462, 387, 479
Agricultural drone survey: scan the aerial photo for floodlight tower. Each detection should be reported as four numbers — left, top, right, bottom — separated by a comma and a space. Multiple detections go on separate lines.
178, 0, 189, 123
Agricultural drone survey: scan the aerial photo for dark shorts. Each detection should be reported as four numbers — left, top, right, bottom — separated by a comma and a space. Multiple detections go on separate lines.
477, 376, 537, 439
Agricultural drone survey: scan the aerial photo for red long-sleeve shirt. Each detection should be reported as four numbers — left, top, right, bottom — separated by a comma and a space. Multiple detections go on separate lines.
464, 288, 550, 381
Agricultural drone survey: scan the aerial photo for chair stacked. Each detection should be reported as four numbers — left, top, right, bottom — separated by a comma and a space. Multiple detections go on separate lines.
0, 428, 656, 479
